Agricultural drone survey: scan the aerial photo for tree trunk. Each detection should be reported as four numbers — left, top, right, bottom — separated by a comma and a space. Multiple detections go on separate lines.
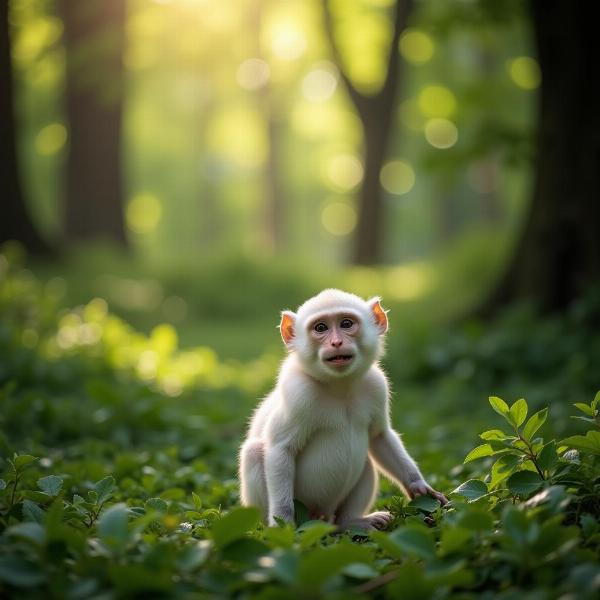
481, 0, 600, 314
323, 0, 413, 265
60, 0, 127, 247
0, 0, 51, 254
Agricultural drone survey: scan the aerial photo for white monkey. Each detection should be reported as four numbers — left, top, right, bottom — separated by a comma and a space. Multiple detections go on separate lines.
239, 289, 447, 530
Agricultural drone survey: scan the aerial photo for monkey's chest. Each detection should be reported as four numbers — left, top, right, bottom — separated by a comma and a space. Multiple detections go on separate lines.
294, 425, 369, 515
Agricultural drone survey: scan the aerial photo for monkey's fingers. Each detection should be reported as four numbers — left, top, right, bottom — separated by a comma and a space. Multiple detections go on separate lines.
431, 490, 449, 505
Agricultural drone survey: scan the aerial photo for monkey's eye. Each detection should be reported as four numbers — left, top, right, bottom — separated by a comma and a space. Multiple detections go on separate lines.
340, 318, 354, 329
314, 322, 328, 333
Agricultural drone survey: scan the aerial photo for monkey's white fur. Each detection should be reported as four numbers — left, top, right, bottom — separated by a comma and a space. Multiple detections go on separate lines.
239, 289, 444, 530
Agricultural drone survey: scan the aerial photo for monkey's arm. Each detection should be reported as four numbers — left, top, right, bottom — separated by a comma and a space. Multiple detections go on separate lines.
264, 441, 296, 525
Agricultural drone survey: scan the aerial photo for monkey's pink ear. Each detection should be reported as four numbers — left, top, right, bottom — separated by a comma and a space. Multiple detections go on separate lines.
279, 311, 296, 345
368, 297, 388, 334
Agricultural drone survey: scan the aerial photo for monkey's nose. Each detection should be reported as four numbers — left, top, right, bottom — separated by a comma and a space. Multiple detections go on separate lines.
331, 339, 343, 348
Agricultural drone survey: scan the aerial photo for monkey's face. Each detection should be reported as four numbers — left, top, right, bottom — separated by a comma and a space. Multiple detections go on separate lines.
279, 289, 388, 382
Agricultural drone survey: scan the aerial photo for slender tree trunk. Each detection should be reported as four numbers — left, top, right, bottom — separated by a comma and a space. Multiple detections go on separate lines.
323, 0, 413, 264
60, 0, 127, 246
482, 1, 600, 314
0, 0, 50, 253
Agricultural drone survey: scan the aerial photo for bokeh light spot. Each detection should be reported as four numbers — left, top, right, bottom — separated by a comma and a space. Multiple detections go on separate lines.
35, 123, 67, 156
418, 85, 457, 118
386, 263, 433, 301
424, 118, 458, 149
127, 194, 163, 234
326, 154, 364, 191
321, 202, 357, 236
380, 160, 415, 195
399, 29, 435, 65
269, 23, 306, 60
507, 56, 541, 90
237, 58, 270, 90
302, 62, 338, 102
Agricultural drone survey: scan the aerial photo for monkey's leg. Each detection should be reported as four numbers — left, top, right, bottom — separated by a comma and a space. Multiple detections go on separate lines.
239, 439, 268, 520
335, 458, 392, 531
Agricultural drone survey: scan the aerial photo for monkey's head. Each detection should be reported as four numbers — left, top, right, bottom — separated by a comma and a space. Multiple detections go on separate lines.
279, 289, 388, 381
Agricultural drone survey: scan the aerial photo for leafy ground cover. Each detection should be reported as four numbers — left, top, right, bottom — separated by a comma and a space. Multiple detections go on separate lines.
1, 251, 599, 599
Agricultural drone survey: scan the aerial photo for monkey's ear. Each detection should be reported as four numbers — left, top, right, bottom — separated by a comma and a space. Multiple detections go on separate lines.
368, 297, 388, 334
279, 311, 296, 345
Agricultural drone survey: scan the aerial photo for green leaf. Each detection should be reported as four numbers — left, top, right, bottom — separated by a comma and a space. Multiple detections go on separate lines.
37, 475, 63, 497
94, 476, 116, 504
574, 402, 595, 416
389, 525, 436, 560
211, 507, 260, 549
489, 396, 510, 418
559, 431, 600, 455
13, 455, 38, 472
409, 494, 440, 512
464, 444, 494, 463
489, 454, 521, 488
177, 540, 211, 572
22, 499, 45, 524
507, 470, 544, 496
522, 408, 548, 441
342, 562, 379, 579
592, 391, 600, 412
191, 492, 202, 510
451, 479, 488, 501
98, 503, 129, 549
439, 527, 471, 555
510, 398, 528, 428
297, 540, 372, 588
222, 538, 270, 563
456, 508, 494, 532
297, 521, 336, 548
145, 497, 168, 513
479, 429, 511, 441
537, 440, 558, 472
6, 522, 45, 545
0, 556, 45, 587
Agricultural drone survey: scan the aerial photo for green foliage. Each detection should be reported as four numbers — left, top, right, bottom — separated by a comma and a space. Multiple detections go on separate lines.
1, 255, 599, 598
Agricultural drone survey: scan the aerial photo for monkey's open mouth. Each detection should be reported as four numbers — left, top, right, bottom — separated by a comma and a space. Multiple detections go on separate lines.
325, 354, 354, 365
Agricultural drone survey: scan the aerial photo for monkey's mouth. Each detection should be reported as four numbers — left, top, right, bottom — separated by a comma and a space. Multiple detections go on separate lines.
324, 354, 354, 366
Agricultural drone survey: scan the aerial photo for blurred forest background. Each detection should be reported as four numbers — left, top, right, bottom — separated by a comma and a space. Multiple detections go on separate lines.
2, 0, 600, 432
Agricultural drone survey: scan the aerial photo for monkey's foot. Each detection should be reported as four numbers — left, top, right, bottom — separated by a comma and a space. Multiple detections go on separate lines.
338, 511, 393, 531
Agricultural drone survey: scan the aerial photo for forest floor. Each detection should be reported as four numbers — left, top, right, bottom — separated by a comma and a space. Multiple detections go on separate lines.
1, 249, 599, 598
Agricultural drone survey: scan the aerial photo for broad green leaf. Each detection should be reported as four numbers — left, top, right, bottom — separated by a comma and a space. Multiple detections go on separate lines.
559, 431, 600, 456
342, 562, 379, 579
222, 538, 270, 563
451, 479, 488, 501
456, 508, 494, 532
94, 476, 116, 504
510, 398, 528, 427
479, 429, 511, 441
22, 500, 45, 524
191, 492, 202, 510
537, 440, 558, 472
489, 396, 509, 417
523, 408, 548, 441
574, 402, 594, 416
177, 540, 211, 572
13, 455, 38, 471
211, 507, 260, 549
98, 503, 129, 549
439, 526, 471, 555
464, 444, 494, 463
297, 540, 372, 588
502, 506, 532, 545
507, 470, 544, 496
6, 522, 45, 545
592, 390, 600, 412
489, 454, 521, 488
0, 556, 45, 587
389, 525, 436, 560
145, 497, 168, 513
37, 475, 63, 497
409, 494, 440, 512
297, 521, 336, 548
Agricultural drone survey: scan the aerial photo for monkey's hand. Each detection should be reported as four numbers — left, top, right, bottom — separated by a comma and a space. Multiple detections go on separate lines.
268, 505, 295, 527
408, 479, 448, 505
